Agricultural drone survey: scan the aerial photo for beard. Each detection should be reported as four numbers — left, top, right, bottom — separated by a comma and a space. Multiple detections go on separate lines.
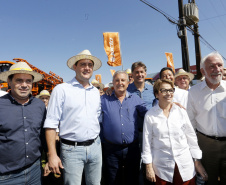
205, 73, 222, 85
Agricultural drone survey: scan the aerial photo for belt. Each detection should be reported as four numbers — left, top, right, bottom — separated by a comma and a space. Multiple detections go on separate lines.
61, 137, 97, 146
197, 130, 226, 141
1, 158, 40, 175
104, 138, 138, 147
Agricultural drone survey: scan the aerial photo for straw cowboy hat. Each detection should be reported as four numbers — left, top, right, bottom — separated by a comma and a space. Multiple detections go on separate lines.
174, 69, 194, 81
125, 68, 132, 74
67, 50, 102, 71
36, 90, 50, 98
91, 79, 105, 90
0, 62, 43, 83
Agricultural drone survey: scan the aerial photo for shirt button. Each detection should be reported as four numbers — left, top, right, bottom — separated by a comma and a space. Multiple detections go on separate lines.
122, 124, 123, 126
24, 117, 26, 119
26, 143, 28, 145
122, 133, 124, 135
25, 129, 27, 132
27, 156, 29, 158
121, 115, 123, 117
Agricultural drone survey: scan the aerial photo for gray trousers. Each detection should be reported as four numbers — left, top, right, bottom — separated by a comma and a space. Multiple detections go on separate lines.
197, 132, 226, 185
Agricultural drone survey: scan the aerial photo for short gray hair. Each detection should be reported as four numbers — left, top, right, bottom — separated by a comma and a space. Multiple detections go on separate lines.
113, 70, 129, 82
200, 51, 224, 69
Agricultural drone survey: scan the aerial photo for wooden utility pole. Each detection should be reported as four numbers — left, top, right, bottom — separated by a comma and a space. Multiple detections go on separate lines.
178, 0, 190, 72
193, 23, 202, 79
190, 0, 202, 79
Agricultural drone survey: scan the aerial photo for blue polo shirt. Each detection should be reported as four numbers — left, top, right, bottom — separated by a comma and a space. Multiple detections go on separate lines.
0, 94, 46, 174
127, 82, 154, 110
101, 91, 148, 145
127, 82, 155, 130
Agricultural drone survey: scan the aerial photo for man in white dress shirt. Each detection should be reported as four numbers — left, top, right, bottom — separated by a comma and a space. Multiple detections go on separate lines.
187, 51, 226, 185
44, 50, 102, 185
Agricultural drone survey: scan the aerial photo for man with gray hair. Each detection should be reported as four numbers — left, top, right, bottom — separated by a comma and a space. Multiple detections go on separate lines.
101, 70, 148, 185
187, 51, 226, 184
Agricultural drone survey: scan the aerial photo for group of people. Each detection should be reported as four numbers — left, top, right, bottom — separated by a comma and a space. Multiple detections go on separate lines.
0, 49, 225, 185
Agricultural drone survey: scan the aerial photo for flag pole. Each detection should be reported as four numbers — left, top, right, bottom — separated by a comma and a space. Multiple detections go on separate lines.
119, 33, 123, 70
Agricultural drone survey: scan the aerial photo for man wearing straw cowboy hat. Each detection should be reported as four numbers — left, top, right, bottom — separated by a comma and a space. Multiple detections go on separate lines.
37, 89, 51, 108
91, 79, 105, 96
0, 62, 46, 185
44, 49, 102, 185
174, 69, 194, 91
125, 68, 134, 84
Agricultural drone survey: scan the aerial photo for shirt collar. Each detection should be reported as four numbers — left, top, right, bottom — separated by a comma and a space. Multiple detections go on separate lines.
129, 82, 137, 90
129, 82, 150, 91
154, 102, 175, 113
144, 82, 151, 90
200, 79, 224, 90
200, 80, 208, 90
70, 77, 94, 89
8, 92, 34, 105
218, 80, 226, 89
112, 90, 131, 99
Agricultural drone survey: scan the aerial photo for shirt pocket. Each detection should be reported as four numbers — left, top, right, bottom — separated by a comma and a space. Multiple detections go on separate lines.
179, 123, 187, 138
221, 102, 226, 118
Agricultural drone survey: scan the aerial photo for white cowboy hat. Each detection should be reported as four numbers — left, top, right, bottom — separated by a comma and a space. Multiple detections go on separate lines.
36, 90, 50, 98
125, 68, 132, 74
0, 62, 43, 83
174, 69, 194, 81
91, 79, 104, 90
67, 49, 102, 71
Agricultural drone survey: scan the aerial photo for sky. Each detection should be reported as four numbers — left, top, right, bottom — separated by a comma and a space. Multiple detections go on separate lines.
1, 0, 226, 85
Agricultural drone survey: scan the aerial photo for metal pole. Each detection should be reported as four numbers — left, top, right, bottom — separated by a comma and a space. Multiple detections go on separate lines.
194, 23, 202, 79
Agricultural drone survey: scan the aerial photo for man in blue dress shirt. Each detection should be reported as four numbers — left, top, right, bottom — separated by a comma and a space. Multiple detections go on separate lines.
106, 62, 155, 184
44, 50, 102, 185
101, 70, 148, 185
0, 62, 46, 185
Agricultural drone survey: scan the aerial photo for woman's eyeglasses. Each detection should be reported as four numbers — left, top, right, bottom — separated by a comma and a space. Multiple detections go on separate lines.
159, 88, 175, 95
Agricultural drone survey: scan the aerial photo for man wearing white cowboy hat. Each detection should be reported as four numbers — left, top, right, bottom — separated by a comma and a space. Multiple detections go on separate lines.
0, 62, 46, 185
125, 68, 134, 84
44, 49, 102, 185
91, 79, 105, 96
37, 89, 51, 108
174, 69, 194, 91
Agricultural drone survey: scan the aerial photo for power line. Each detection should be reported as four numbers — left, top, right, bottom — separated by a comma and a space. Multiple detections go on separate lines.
140, 0, 178, 25
199, 13, 226, 21
219, 0, 226, 12
208, 0, 226, 29
140, 0, 226, 61
184, 20, 226, 61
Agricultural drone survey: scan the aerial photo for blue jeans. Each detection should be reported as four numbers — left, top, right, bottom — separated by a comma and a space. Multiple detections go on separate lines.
102, 141, 141, 185
61, 136, 102, 185
0, 159, 42, 185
